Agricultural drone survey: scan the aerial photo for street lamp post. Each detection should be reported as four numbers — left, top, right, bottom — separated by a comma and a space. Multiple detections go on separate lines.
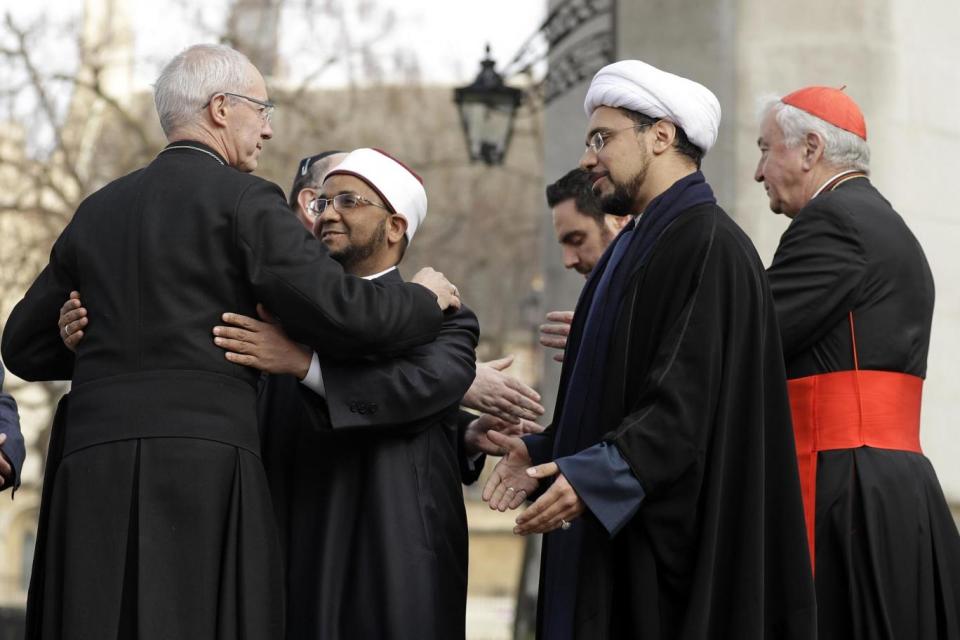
453, 45, 524, 166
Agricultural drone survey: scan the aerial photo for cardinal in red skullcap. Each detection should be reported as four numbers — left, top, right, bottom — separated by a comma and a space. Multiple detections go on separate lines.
757, 87, 960, 640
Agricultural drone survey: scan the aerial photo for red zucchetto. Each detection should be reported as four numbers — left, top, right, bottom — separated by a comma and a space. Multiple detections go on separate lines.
781, 86, 867, 140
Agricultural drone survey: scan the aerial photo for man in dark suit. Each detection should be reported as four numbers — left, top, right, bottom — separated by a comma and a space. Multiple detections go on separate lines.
281, 149, 544, 425
212, 147, 483, 639
1, 44, 459, 639
757, 86, 960, 639
0, 362, 24, 493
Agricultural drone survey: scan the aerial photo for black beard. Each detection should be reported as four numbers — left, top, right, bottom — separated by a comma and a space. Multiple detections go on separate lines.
330, 218, 387, 272
599, 166, 646, 216
599, 183, 634, 216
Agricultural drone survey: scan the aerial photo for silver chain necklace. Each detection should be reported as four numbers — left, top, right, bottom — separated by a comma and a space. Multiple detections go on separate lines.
160, 145, 225, 166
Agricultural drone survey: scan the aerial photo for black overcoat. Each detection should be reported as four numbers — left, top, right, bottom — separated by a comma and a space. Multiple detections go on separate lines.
260, 269, 479, 640
0, 142, 441, 639
537, 203, 816, 639
768, 178, 960, 640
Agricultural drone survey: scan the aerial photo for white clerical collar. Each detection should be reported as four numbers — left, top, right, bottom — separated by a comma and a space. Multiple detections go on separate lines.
812, 169, 863, 199
362, 266, 397, 280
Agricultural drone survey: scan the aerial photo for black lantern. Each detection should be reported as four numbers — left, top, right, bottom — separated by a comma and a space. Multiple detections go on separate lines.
453, 45, 524, 166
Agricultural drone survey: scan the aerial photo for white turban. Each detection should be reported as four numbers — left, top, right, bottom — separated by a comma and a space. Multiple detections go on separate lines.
584, 60, 721, 155
324, 148, 427, 244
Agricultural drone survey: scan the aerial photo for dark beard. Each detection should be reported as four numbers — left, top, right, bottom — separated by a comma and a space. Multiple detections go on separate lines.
599, 166, 646, 216
331, 218, 387, 272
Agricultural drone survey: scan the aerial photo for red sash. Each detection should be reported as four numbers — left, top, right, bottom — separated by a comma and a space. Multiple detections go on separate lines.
786, 313, 923, 570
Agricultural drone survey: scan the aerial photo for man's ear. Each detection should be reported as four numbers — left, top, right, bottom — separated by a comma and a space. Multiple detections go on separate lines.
387, 214, 408, 245
650, 120, 677, 155
297, 187, 318, 216
206, 94, 230, 128
802, 132, 825, 169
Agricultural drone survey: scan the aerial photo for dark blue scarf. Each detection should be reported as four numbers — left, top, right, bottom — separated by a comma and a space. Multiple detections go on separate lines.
539, 171, 717, 640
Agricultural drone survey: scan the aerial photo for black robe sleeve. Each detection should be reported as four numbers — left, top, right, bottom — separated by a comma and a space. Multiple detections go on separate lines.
1, 224, 77, 381
316, 305, 479, 430
767, 198, 866, 360
234, 182, 443, 358
457, 409, 486, 485
293, 306, 478, 438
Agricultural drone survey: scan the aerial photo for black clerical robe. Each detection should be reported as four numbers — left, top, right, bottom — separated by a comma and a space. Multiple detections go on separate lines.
768, 177, 960, 640
0, 142, 442, 639
526, 201, 816, 639
260, 268, 479, 640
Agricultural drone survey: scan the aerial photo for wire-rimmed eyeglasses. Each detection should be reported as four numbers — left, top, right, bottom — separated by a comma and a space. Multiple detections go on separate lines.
203, 92, 275, 123
585, 122, 656, 154
307, 193, 390, 219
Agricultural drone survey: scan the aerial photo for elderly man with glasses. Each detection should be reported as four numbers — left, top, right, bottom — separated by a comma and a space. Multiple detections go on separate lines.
2, 44, 461, 639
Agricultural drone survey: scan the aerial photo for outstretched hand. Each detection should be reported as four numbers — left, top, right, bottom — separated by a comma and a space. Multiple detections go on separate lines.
481, 431, 539, 512
462, 355, 545, 423
539, 310, 574, 363
463, 414, 544, 456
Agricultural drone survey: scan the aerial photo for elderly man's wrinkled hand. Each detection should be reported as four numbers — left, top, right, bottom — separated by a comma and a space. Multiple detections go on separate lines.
462, 356, 545, 423
464, 414, 544, 456
411, 267, 461, 311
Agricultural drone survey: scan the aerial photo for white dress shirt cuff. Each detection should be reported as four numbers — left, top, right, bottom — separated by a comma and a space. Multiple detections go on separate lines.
299, 352, 326, 398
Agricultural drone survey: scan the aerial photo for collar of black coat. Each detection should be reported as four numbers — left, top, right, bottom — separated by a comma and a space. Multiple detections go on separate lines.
363, 265, 400, 282
160, 140, 228, 166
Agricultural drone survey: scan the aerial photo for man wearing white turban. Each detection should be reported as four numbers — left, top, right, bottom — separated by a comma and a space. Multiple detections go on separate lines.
483, 60, 816, 639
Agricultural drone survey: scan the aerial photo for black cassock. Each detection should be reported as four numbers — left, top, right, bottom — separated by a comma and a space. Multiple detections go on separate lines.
0, 142, 442, 640
768, 177, 960, 640
525, 198, 816, 639
260, 268, 479, 640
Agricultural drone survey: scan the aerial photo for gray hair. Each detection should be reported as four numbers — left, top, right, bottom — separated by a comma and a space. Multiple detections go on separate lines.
759, 95, 870, 172
154, 44, 252, 136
